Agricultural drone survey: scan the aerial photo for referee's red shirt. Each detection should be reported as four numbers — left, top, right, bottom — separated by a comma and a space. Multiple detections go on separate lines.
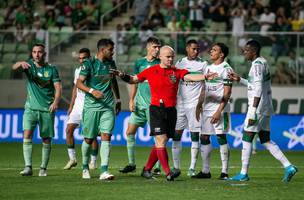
137, 64, 188, 107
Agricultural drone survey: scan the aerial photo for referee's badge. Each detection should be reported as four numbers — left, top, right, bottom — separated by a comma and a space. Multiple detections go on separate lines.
169, 74, 177, 83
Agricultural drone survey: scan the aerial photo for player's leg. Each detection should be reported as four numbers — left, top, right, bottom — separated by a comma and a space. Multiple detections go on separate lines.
64, 123, 78, 170
119, 123, 139, 173
38, 111, 55, 177
259, 126, 297, 182
82, 138, 93, 179
186, 106, 201, 176
20, 109, 36, 176
89, 138, 99, 170
99, 109, 115, 180
252, 134, 258, 154
217, 134, 229, 180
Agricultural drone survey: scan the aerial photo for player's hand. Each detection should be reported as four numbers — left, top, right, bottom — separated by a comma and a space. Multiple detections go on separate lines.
211, 110, 221, 124
129, 99, 135, 112
109, 69, 124, 77
92, 90, 104, 99
19, 61, 31, 69
195, 103, 203, 121
115, 102, 121, 115
205, 72, 218, 80
49, 102, 58, 112
228, 72, 240, 82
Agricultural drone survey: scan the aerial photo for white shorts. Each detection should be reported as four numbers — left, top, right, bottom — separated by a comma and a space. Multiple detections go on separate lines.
201, 112, 231, 135
175, 106, 202, 132
67, 105, 83, 125
243, 114, 270, 133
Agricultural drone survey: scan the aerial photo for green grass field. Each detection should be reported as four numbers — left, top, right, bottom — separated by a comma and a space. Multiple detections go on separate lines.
0, 143, 303, 200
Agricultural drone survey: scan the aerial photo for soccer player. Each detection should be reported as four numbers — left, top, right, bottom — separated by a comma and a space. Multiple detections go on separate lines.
111, 46, 217, 181
119, 37, 162, 174
229, 40, 298, 182
12, 43, 62, 177
172, 39, 208, 177
193, 43, 233, 180
76, 39, 121, 180
63, 48, 99, 170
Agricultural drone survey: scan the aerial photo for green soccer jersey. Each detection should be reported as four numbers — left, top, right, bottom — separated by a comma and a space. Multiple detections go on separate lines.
24, 59, 61, 111
133, 57, 160, 109
80, 56, 116, 111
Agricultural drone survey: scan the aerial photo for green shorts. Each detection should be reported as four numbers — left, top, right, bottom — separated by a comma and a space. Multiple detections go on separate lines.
128, 107, 150, 127
81, 109, 115, 139
23, 108, 55, 138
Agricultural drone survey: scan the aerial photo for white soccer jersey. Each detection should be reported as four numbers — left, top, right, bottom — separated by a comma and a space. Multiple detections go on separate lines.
73, 67, 85, 109
176, 57, 208, 108
203, 61, 233, 116
247, 57, 274, 116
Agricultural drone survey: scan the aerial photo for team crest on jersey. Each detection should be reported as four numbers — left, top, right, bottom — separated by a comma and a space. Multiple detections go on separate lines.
44, 71, 49, 77
169, 74, 177, 83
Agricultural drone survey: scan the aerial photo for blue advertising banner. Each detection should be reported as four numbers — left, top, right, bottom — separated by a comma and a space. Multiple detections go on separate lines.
0, 109, 303, 150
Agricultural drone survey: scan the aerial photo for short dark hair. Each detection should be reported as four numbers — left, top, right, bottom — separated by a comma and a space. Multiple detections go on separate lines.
246, 40, 261, 55
146, 36, 161, 45
32, 43, 45, 50
214, 42, 229, 58
79, 48, 90, 56
97, 39, 114, 50
186, 39, 198, 46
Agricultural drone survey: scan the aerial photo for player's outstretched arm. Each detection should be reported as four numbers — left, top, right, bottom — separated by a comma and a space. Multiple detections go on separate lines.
183, 72, 218, 82
76, 75, 104, 99
12, 61, 30, 70
228, 72, 248, 86
110, 69, 139, 84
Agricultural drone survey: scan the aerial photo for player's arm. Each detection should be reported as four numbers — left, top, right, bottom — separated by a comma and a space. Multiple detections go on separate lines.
49, 82, 62, 112
129, 84, 137, 112
228, 72, 248, 86
110, 69, 140, 84
12, 61, 30, 70
111, 76, 121, 115
183, 72, 218, 81
76, 75, 104, 99
211, 85, 232, 123
195, 83, 205, 121
67, 85, 77, 115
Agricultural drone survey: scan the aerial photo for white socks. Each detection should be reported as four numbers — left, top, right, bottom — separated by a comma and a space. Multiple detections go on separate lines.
68, 148, 76, 161
200, 144, 212, 173
190, 141, 199, 170
241, 141, 252, 174
264, 141, 291, 168
172, 141, 182, 169
220, 144, 229, 174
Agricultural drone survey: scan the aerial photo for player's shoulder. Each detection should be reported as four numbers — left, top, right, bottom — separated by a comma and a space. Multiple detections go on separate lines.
253, 57, 266, 65
135, 57, 147, 64
45, 62, 58, 70
222, 61, 233, 69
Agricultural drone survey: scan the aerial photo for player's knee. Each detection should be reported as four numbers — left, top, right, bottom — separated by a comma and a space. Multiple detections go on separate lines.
242, 132, 255, 142
42, 137, 52, 144
217, 134, 227, 145
84, 138, 93, 144
200, 135, 210, 145
258, 131, 270, 144
190, 132, 199, 142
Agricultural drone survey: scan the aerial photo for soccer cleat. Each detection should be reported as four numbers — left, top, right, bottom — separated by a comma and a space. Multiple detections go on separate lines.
282, 165, 298, 182
166, 172, 174, 181
152, 167, 161, 175
192, 171, 211, 179
89, 161, 97, 170
171, 168, 181, 178
82, 169, 91, 179
119, 164, 136, 173
39, 168, 47, 177
218, 173, 229, 180
63, 160, 77, 170
99, 171, 115, 180
20, 166, 33, 176
187, 168, 196, 177
229, 173, 249, 181
141, 168, 153, 179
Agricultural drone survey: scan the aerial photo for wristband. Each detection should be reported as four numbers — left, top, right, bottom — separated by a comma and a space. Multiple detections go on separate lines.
121, 74, 131, 82
89, 88, 94, 94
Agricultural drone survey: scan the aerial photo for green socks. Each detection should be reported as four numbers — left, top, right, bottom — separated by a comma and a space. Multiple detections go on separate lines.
82, 141, 91, 169
41, 142, 51, 169
23, 139, 32, 167
100, 141, 111, 173
127, 135, 135, 165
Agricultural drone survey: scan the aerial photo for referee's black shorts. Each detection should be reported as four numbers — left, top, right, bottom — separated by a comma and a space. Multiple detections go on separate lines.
149, 105, 177, 138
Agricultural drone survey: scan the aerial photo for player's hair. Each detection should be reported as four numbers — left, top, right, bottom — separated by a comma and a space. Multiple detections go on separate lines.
214, 42, 229, 58
32, 43, 45, 51
146, 36, 161, 45
79, 48, 90, 56
246, 40, 261, 56
97, 39, 114, 50
186, 39, 198, 46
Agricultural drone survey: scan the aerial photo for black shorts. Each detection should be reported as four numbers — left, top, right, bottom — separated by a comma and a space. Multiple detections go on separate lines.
149, 105, 177, 138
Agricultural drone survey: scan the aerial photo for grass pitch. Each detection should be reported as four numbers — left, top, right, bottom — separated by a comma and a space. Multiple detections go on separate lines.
0, 143, 303, 200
